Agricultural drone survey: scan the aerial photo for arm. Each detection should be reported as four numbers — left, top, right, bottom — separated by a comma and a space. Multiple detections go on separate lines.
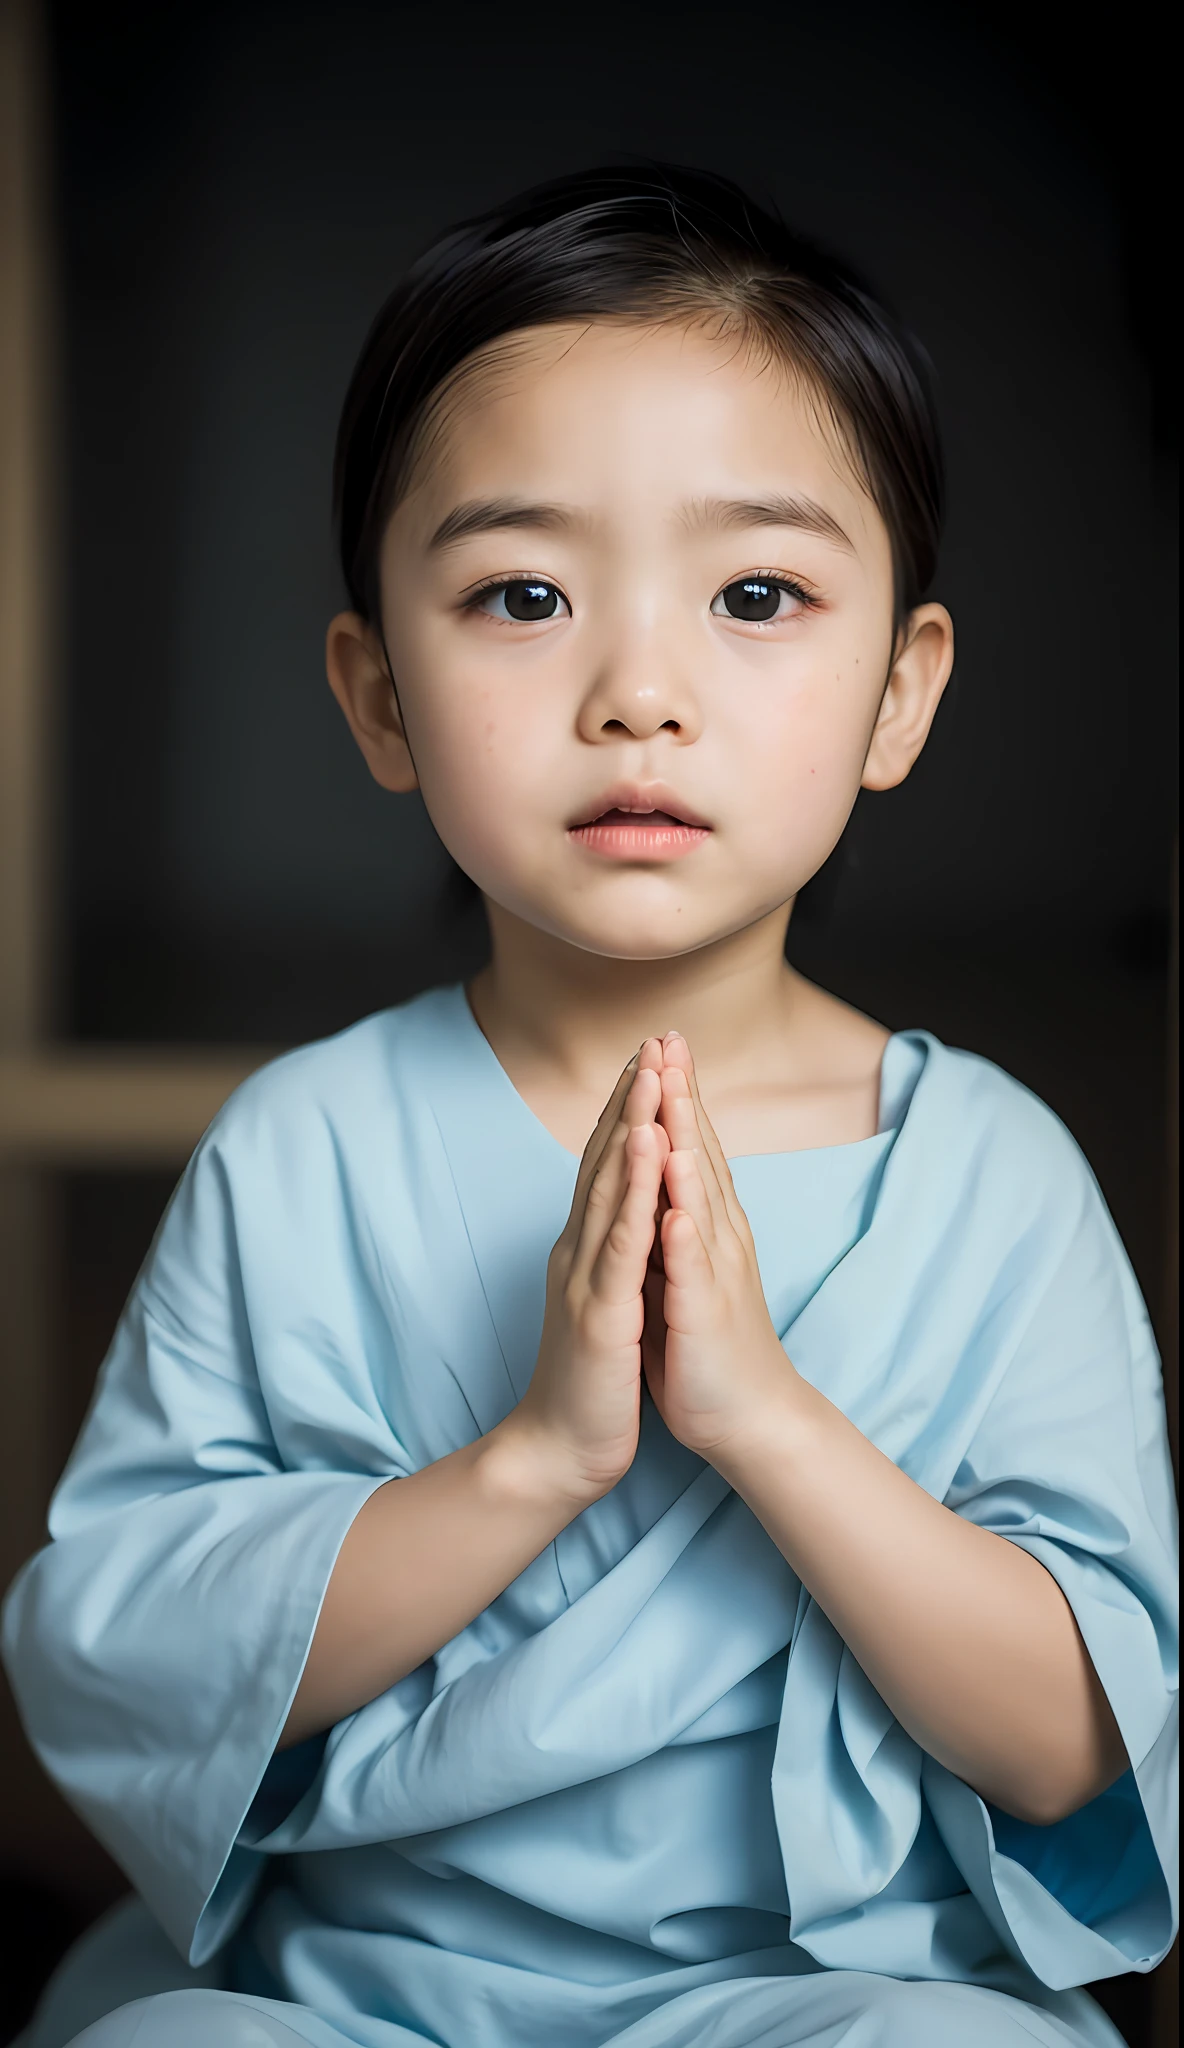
647, 1038, 1127, 1827
713, 1388, 1124, 1825
282, 1044, 670, 1748
281, 1424, 577, 1748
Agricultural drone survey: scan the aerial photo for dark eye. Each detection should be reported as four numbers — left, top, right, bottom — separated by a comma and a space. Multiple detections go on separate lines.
712, 577, 791, 623
476, 579, 569, 622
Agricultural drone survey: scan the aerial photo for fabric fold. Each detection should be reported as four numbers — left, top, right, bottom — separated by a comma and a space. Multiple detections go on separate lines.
4, 1462, 385, 1962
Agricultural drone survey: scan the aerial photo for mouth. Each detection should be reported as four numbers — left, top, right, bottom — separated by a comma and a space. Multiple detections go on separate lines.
567, 784, 712, 863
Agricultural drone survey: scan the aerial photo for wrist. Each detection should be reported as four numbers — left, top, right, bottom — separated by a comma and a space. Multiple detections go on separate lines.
705, 1365, 827, 1491
479, 1410, 606, 1521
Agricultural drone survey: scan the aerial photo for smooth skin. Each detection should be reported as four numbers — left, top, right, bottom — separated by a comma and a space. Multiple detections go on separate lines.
289, 318, 1125, 1827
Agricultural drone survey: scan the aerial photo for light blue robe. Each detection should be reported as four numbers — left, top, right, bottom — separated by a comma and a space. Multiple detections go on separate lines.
3, 985, 1177, 2048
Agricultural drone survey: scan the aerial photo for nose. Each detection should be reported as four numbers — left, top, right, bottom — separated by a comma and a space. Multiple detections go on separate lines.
574, 623, 703, 746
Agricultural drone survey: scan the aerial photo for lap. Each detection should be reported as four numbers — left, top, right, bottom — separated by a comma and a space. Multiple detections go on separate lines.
28, 1899, 1123, 2048
60, 1975, 1124, 2048
605, 1972, 1122, 2048
61, 1995, 318, 2048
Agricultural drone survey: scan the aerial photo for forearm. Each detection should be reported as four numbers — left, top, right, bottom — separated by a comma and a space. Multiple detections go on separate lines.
281, 1418, 588, 1748
716, 1381, 1127, 1824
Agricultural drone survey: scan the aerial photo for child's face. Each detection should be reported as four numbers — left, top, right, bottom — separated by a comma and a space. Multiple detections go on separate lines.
331, 319, 952, 960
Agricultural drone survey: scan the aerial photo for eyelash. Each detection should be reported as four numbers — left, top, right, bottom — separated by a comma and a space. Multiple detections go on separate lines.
735, 570, 819, 614
461, 572, 554, 607
459, 570, 821, 615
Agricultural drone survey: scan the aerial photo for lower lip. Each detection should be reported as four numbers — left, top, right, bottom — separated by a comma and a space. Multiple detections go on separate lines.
568, 811, 711, 862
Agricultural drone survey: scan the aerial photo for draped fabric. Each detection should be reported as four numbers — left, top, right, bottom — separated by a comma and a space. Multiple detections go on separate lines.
3, 986, 1176, 2048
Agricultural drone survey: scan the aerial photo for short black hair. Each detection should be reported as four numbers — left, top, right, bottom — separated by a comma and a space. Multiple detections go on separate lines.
333, 162, 944, 635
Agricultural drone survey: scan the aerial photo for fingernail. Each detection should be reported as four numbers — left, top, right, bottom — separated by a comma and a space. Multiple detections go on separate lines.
663, 1031, 683, 1044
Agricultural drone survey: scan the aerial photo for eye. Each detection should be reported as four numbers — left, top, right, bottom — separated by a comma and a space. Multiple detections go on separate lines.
473, 578, 571, 622
711, 576, 808, 624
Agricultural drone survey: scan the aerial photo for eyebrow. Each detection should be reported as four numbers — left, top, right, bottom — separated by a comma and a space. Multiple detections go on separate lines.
683, 493, 854, 552
427, 497, 586, 550
427, 489, 855, 555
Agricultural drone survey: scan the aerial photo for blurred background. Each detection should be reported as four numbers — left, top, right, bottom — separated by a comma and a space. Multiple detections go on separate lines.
0, 0, 1176, 2041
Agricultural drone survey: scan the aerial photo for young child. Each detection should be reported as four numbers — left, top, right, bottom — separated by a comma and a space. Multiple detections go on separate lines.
4, 166, 1177, 2048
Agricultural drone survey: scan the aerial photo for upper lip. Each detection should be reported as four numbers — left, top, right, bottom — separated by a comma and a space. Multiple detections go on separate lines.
568, 782, 712, 831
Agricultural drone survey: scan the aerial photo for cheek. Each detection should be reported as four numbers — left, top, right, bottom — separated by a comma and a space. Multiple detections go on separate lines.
725, 664, 878, 845
399, 651, 560, 864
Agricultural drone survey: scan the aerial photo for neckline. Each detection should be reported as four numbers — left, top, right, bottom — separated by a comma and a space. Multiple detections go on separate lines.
445, 982, 914, 1167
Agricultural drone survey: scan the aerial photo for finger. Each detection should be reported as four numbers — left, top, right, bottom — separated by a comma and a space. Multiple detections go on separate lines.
637, 1034, 665, 1077
662, 1035, 746, 1234
566, 1066, 666, 1282
625, 1062, 662, 1130
660, 1204, 715, 1321
663, 1145, 717, 1252
587, 1122, 665, 1304
590, 1045, 662, 1160
664, 1036, 729, 1179
594, 1061, 664, 1191
571, 1047, 654, 1215
659, 1068, 727, 1237
571, 1125, 637, 1278
577, 1052, 639, 1175
656, 1061, 698, 1150
661, 1029, 693, 1075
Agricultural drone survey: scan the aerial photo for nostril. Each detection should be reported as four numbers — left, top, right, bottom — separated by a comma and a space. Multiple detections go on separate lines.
597, 714, 684, 737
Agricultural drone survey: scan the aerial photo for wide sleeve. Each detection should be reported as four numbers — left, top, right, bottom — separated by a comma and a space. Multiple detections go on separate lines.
924, 1156, 1178, 1988
0, 1117, 393, 1966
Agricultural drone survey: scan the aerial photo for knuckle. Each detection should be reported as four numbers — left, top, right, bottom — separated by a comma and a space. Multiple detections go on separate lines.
605, 1218, 635, 1260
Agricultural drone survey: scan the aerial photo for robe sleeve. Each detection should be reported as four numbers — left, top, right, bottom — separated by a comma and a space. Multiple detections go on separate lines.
0, 1115, 393, 1966
925, 1153, 1178, 1989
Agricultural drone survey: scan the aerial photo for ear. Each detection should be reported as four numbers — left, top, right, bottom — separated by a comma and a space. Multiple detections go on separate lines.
326, 612, 420, 794
861, 602, 954, 792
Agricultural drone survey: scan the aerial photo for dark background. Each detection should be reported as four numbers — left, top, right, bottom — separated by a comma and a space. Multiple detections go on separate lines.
3, 1, 1176, 2042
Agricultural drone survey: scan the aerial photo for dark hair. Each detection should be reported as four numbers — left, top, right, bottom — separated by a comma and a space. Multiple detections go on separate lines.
333, 163, 944, 635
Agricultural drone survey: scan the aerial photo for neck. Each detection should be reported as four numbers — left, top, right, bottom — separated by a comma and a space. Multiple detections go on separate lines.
469, 898, 799, 1095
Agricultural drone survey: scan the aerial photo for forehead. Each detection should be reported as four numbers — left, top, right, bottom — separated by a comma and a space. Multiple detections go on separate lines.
396, 319, 883, 549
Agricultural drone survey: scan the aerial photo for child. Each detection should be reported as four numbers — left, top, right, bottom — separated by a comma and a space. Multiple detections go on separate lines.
4, 166, 1177, 2048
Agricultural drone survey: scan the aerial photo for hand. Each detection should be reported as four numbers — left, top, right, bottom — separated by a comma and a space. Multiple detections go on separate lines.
511, 1041, 670, 1502
646, 1034, 799, 1461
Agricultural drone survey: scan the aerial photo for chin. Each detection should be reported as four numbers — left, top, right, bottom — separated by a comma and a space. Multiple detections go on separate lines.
557, 913, 725, 963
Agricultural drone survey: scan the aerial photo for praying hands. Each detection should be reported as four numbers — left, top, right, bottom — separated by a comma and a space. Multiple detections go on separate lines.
517, 1031, 802, 1501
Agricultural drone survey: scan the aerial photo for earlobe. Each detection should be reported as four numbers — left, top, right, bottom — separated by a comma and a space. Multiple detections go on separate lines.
861, 603, 954, 793
325, 611, 420, 794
